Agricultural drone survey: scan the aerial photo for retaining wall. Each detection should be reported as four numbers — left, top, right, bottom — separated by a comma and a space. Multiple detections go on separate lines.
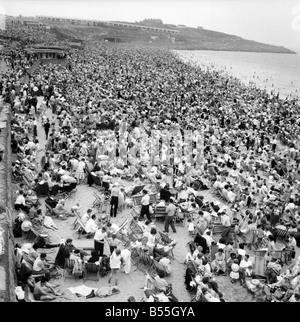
0, 101, 16, 302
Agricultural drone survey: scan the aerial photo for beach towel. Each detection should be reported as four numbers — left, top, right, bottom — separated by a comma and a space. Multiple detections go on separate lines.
68, 285, 98, 297
43, 215, 58, 230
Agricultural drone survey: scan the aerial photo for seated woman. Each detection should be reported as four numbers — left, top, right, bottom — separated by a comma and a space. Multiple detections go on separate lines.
158, 252, 172, 275
198, 257, 212, 276
31, 211, 45, 231
211, 248, 226, 276
52, 199, 72, 220
25, 190, 39, 208
69, 249, 85, 278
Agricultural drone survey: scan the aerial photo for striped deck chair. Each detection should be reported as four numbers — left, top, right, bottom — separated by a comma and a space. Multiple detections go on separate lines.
152, 259, 168, 276
131, 247, 142, 266
135, 251, 156, 275
92, 191, 104, 210
75, 217, 88, 239
115, 218, 129, 241
274, 228, 289, 240
158, 231, 175, 259
123, 231, 138, 248
128, 217, 143, 238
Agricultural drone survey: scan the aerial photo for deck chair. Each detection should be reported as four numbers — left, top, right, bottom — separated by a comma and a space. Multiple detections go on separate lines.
238, 174, 248, 186
23, 175, 33, 189
62, 259, 76, 281
149, 193, 158, 204
174, 208, 185, 227
130, 206, 141, 218
36, 182, 50, 197
75, 217, 88, 239
115, 218, 129, 241
132, 195, 143, 206
72, 239, 94, 250
92, 174, 102, 187
58, 182, 77, 200
153, 205, 167, 222
153, 259, 168, 276
45, 203, 54, 217
212, 221, 224, 235
136, 251, 156, 274
92, 191, 104, 210
144, 272, 160, 294
159, 231, 175, 259
84, 262, 100, 282
123, 231, 138, 248
72, 211, 82, 230
131, 247, 142, 266
129, 217, 144, 237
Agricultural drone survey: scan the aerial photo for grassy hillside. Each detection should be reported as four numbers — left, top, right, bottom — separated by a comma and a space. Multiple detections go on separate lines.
42, 20, 296, 54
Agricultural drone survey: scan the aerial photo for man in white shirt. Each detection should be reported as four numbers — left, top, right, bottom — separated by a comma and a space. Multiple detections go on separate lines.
32, 253, 51, 275
81, 209, 92, 226
140, 189, 151, 221
94, 226, 107, 256
85, 214, 98, 237
202, 231, 215, 250
14, 190, 30, 214
107, 222, 120, 234
227, 189, 237, 203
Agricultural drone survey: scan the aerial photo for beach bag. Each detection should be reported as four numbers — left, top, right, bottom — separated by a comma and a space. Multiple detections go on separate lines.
45, 197, 58, 208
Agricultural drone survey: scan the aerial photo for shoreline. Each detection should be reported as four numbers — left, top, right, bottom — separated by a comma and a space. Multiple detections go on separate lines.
173, 49, 300, 101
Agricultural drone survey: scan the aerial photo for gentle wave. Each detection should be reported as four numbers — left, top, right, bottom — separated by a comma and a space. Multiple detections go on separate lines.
174, 50, 300, 100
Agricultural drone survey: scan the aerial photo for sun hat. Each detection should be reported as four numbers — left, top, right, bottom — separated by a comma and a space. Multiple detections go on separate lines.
21, 249, 29, 255
190, 281, 196, 287
21, 221, 32, 232
194, 275, 202, 284
251, 279, 260, 286
231, 263, 239, 272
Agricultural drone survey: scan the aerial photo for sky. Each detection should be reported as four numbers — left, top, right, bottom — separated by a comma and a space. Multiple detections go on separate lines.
0, 0, 300, 49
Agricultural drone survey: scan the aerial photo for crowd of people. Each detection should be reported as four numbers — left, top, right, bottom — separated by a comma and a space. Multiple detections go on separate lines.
1, 22, 300, 302
0, 23, 59, 46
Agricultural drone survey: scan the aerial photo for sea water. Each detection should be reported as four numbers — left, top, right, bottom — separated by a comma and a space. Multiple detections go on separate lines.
174, 49, 300, 100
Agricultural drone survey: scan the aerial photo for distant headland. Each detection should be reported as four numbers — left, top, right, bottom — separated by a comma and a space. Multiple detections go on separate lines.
1, 15, 296, 54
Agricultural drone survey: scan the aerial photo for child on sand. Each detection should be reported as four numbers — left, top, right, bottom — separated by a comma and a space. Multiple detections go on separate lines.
187, 218, 195, 236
